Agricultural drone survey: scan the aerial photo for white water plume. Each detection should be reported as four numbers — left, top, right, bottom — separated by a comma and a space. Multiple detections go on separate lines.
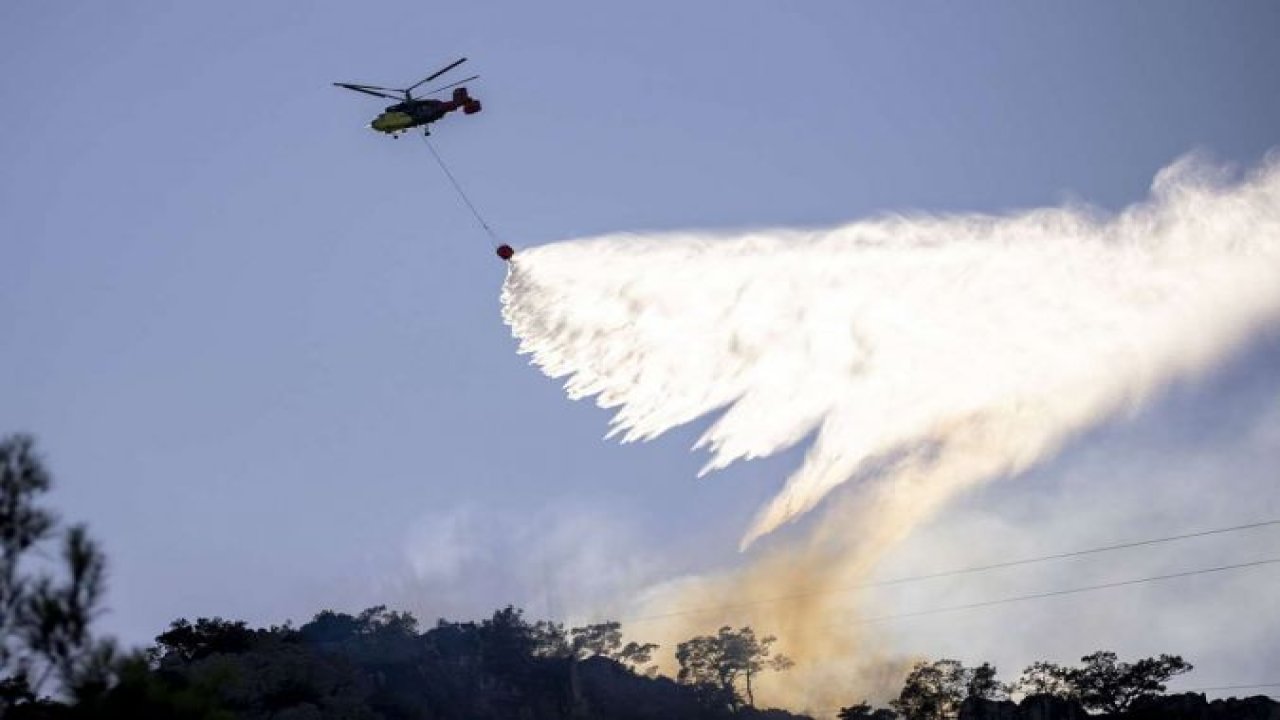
501, 155, 1280, 551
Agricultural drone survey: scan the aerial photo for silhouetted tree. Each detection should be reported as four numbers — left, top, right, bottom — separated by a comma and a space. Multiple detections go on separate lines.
892, 660, 961, 720
529, 618, 571, 659
298, 609, 362, 646
676, 625, 793, 711
966, 662, 1005, 701
566, 620, 659, 672
155, 618, 258, 663
1012, 660, 1075, 699
0, 433, 116, 706
478, 605, 539, 674
1077, 651, 1191, 713
616, 638, 660, 674
570, 621, 623, 659
1013, 650, 1192, 714
891, 659, 1005, 720
355, 604, 418, 637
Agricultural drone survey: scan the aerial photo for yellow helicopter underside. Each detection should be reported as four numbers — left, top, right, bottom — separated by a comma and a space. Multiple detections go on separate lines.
370, 112, 415, 133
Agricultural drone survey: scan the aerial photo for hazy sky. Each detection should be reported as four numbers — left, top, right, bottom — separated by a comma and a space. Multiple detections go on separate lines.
2, 0, 1279, 705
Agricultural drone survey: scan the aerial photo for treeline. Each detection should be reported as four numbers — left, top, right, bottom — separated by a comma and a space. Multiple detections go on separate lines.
98, 607, 803, 719
4, 434, 1277, 720
2, 434, 799, 719
839, 653, 1254, 720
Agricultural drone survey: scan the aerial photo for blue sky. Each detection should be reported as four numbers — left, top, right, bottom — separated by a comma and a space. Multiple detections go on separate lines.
2, 0, 1279, 689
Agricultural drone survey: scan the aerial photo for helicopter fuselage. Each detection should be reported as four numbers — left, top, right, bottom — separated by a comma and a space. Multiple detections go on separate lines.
369, 88, 481, 135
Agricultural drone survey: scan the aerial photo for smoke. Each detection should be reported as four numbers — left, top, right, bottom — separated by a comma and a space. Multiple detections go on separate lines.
500, 155, 1280, 711
393, 502, 666, 623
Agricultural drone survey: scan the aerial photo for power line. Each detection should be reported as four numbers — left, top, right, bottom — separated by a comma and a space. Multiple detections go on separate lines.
1185, 683, 1280, 692
874, 520, 1280, 587
853, 557, 1280, 625
622, 519, 1280, 624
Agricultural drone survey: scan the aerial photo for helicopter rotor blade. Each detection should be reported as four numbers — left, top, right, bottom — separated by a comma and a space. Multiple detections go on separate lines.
406, 57, 467, 94
334, 83, 403, 100
344, 82, 402, 92
423, 75, 480, 96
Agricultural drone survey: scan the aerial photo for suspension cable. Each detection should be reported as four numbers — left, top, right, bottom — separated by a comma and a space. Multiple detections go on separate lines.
421, 135, 504, 249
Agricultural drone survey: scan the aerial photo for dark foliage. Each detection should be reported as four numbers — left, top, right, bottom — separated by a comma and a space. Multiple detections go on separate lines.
890, 659, 1007, 720
1012, 650, 1193, 714
676, 625, 794, 712
87, 605, 807, 720
1, 434, 116, 710
960, 692, 1280, 720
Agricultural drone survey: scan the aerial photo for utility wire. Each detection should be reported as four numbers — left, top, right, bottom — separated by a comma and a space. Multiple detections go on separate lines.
1184, 683, 1280, 692
873, 519, 1280, 587
852, 557, 1280, 625
421, 135, 503, 247
622, 519, 1280, 624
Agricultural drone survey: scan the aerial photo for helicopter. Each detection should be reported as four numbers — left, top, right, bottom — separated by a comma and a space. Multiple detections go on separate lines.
334, 57, 482, 137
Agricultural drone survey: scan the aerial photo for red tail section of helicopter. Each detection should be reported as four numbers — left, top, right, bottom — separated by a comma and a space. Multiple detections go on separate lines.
449, 87, 483, 115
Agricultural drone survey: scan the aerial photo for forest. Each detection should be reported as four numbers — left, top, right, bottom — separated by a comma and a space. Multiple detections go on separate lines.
3, 434, 1275, 720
